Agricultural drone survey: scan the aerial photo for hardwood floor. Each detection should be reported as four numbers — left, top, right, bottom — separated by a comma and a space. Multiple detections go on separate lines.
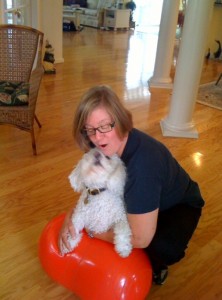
0, 27, 222, 300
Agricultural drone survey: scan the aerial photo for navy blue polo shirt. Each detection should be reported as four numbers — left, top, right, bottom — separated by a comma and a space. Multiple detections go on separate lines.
121, 129, 204, 214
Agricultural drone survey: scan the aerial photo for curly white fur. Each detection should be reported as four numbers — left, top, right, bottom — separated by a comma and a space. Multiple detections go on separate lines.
62, 148, 132, 258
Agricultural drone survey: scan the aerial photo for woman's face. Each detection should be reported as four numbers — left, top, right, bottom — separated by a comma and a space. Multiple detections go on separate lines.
85, 106, 128, 157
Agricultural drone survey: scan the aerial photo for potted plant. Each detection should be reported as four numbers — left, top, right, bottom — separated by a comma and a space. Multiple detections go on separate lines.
125, 1, 136, 28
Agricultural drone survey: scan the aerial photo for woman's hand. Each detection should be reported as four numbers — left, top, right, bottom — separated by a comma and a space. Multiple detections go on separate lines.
58, 209, 75, 255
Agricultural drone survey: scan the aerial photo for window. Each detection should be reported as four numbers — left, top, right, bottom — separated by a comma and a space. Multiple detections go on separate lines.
2, 0, 30, 25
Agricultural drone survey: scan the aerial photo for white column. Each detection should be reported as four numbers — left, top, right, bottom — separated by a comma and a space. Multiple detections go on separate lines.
30, 0, 42, 30
41, 0, 64, 64
0, 2, 3, 24
148, 0, 180, 88
160, 0, 214, 138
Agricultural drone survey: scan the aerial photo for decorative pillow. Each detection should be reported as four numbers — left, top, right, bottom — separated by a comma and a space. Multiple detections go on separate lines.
63, 0, 87, 8
0, 81, 29, 106
87, 0, 97, 9
84, 8, 97, 16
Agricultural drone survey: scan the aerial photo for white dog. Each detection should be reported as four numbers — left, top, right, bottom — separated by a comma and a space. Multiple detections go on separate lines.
62, 148, 132, 258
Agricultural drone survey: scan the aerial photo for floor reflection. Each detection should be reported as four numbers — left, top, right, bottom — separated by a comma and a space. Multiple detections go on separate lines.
126, 31, 159, 89
134, 0, 163, 34
124, 0, 163, 100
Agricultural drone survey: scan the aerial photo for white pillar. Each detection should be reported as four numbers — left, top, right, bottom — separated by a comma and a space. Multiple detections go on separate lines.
30, 0, 42, 30
148, 0, 180, 88
160, 0, 214, 138
0, 2, 3, 24
41, 0, 64, 64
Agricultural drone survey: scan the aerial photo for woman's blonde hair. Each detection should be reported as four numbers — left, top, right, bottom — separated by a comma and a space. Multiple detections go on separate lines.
73, 85, 133, 151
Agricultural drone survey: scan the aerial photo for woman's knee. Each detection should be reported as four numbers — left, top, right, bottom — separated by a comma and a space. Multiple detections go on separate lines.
146, 238, 187, 266
162, 245, 186, 265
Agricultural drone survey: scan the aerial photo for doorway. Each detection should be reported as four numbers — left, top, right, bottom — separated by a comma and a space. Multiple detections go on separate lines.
134, 0, 163, 34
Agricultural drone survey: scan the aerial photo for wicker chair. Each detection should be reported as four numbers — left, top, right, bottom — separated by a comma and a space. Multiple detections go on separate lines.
0, 24, 44, 155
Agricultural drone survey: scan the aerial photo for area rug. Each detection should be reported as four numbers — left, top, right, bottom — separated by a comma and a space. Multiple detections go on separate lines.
197, 81, 222, 110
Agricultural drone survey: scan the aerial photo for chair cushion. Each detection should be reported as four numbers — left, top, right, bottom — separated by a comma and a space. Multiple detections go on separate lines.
0, 81, 29, 106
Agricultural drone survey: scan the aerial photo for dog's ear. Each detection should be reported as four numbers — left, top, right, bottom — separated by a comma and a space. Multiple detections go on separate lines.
68, 162, 84, 192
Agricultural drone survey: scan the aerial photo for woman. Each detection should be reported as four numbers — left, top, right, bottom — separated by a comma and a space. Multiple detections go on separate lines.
59, 85, 204, 285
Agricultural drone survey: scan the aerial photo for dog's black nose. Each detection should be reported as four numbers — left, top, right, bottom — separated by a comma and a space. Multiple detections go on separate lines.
94, 151, 101, 159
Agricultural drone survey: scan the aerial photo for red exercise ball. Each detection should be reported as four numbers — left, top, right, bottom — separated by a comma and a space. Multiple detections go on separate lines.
39, 214, 152, 300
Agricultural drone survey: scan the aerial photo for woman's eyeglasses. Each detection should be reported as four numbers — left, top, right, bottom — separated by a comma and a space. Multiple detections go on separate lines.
82, 122, 115, 136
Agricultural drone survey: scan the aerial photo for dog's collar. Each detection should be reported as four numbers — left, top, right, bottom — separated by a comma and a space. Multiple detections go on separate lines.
86, 187, 106, 196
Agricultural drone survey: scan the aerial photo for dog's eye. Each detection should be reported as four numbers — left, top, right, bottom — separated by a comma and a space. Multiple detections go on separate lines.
105, 156, 111, 160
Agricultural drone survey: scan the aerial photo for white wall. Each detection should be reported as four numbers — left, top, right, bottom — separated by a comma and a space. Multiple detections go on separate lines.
206, 5, 222, 57
40, 0, 64, 63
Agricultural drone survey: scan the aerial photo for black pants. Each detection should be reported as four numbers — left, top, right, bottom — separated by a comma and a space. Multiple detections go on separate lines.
144, 204, 202, 273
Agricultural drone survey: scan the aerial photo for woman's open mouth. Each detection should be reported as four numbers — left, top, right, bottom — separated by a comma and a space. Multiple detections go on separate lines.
99, 144, 107, 149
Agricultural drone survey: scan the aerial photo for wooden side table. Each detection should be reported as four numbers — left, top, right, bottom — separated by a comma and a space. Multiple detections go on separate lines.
103, 9, 130, 30
63, 9, 83, 31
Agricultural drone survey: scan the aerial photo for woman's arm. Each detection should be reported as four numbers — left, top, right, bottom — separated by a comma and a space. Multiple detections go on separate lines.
58, 208, 76, 254
127, 209, 158, 248
89, 209, 159, 249
59, 208, 158, 252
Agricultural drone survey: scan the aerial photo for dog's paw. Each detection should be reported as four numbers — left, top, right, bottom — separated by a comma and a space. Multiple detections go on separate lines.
114, 233, 133, 257
113, 220, 133, 257
115, 244, 132, 258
